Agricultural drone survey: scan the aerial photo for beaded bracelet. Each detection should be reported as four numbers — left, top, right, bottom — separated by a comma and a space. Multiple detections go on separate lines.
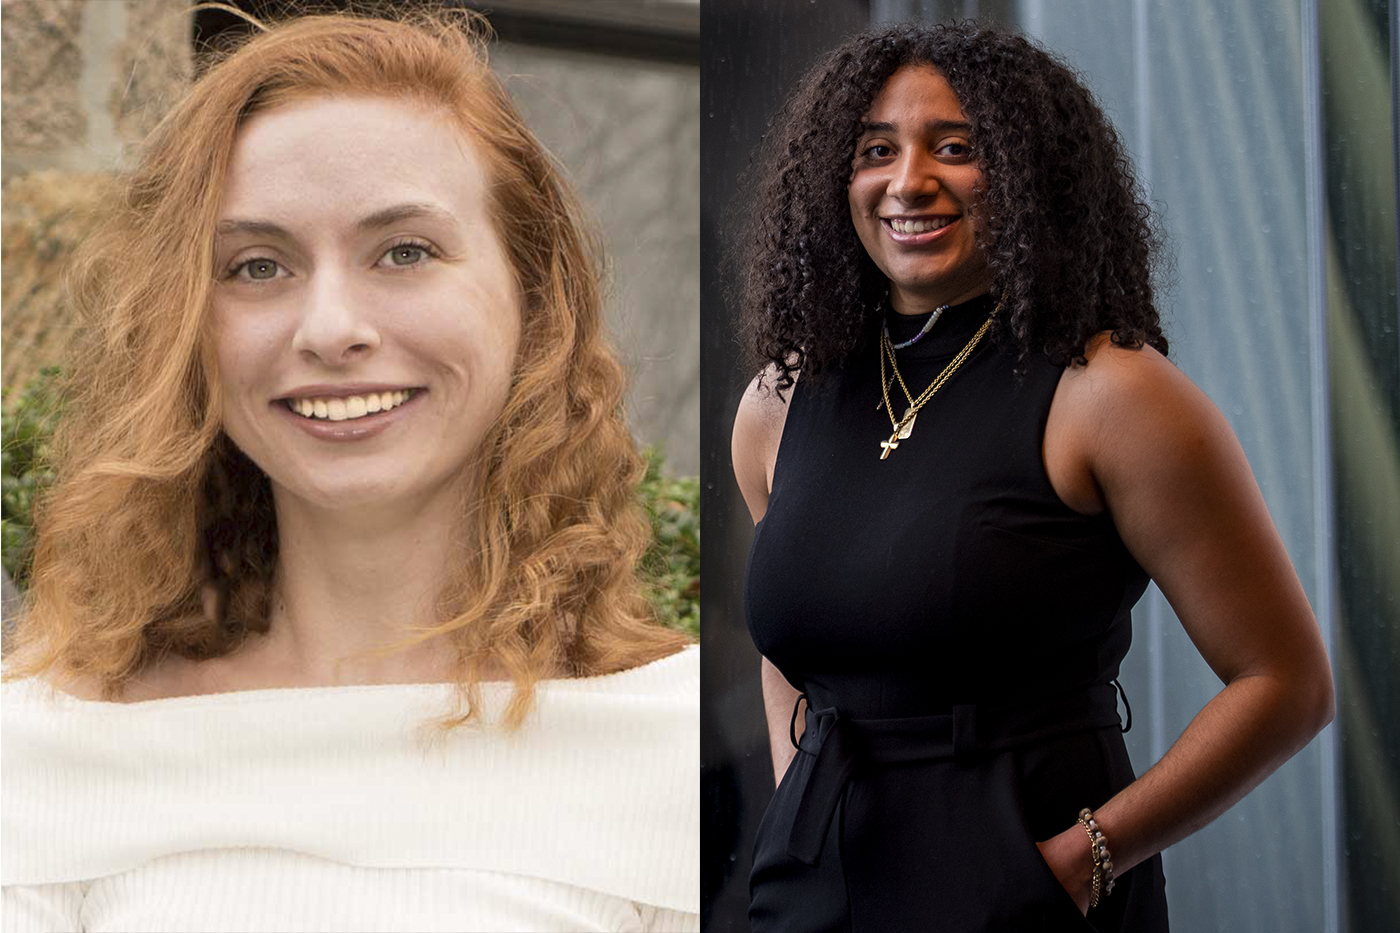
1077, 807, 1116, 908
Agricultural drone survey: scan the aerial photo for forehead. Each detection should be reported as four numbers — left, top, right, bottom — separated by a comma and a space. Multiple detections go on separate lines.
861, 64, 967, 128
218, 95, 490, 225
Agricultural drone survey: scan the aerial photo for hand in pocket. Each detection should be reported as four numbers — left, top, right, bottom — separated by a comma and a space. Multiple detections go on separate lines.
1036, 833, 1092, 916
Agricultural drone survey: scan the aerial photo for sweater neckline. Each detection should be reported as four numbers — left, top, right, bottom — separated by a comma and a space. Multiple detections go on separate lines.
14, 643, 697, 711
3, 644, 699, 910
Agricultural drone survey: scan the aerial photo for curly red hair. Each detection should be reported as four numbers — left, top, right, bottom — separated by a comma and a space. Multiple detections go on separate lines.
9, 6, 688, 725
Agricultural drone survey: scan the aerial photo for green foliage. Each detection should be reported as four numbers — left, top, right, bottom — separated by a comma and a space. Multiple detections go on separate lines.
0, 371, 701, 637
637, 447, 700, 637
2, 368, 63, 589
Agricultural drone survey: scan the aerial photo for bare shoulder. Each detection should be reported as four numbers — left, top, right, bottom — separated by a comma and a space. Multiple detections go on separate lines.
734, 366, 795, 444
62, 637, 217, 702
732, 366, 797, 525
37, 655, 194, 703
1061, 332, 1187, 397
1048, 333, 1228, 515
1055, 333, 1221, 437
4, 638, 106, 701
1054, 337, 1324, 701
28, 664, 110, 702
118, 652, 209, 702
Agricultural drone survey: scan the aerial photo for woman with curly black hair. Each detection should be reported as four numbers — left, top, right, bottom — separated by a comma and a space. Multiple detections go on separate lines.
731, 22, 1333, 932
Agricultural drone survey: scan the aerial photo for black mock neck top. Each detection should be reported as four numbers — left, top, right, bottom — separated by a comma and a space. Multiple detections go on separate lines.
745, 291, 1148, 717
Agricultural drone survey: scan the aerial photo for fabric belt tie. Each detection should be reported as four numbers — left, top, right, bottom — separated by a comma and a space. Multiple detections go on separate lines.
784, 684, 1124, 867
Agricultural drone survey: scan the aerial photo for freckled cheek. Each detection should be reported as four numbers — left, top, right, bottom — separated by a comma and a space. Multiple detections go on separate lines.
471, 316, 521, 401
398, 310, 516, 399
212, 311, 283, 399
462, 279, 521, 384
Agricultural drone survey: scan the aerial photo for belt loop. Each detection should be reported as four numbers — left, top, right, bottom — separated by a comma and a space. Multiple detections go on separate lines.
787, 712, 853, 866
1112, 679, 1132, 733
952, 704, 978, 763
790, 693, 809, 749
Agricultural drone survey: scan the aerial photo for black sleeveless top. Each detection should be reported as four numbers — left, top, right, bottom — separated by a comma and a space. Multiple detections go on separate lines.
747, 292, 1147, 714
744, 294, 1168, 932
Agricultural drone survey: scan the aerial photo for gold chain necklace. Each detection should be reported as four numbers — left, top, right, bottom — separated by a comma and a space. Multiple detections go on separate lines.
877, 314, 992, 460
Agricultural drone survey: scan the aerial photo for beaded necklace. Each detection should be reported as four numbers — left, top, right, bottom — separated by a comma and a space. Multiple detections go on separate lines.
882, 301, 948, 350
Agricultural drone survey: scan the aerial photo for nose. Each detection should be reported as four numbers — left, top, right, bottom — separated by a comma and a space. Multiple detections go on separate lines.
290, 266, 380, 364
888, 150, 939, 204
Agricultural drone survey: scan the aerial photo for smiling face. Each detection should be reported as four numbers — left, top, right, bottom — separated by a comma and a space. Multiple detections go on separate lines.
211, 95, 520, 513
848, 64, 993, 314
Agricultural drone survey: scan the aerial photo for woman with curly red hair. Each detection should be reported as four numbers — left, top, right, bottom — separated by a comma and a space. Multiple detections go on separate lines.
2, 8, 696, 932
732, 22, 1332, 931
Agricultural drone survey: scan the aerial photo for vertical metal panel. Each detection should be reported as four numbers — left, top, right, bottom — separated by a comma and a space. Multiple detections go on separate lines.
1300, 0, 1342, 927
1021, 1, 1328, 929
1320, 0, 1400, 926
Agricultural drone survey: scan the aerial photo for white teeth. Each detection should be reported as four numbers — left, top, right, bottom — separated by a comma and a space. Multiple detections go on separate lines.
890, 217, 954, 234
288, 390, 414, 421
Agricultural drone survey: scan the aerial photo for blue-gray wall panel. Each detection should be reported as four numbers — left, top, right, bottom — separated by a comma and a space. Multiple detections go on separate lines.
1020, 1, 1330, 930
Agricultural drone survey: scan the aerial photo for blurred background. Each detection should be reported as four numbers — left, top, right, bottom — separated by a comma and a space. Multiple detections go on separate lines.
1, 0, 700, 633
700, 1, 1397, 931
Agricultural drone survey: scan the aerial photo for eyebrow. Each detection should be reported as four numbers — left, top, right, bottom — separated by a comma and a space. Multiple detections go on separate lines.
858, 119, 972, 136
215, 202, 457, 239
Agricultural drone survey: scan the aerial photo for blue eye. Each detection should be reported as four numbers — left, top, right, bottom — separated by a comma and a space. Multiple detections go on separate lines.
387, 245, 425, 266
379, 241, 436, 268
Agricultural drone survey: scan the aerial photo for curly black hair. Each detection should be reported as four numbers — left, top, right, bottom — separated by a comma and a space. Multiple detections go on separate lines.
733, 21, 1169, 392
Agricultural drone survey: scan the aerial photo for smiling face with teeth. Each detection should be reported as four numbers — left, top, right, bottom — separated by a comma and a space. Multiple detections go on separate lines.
848, 64, 994, 315
211, 94, 520, 512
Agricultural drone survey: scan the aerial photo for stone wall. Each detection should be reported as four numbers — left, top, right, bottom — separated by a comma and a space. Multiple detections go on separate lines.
1, 0, 191, 177
494, 41, 700, 472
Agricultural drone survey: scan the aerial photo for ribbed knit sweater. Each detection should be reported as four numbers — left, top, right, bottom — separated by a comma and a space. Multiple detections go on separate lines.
1, 645, 699, 933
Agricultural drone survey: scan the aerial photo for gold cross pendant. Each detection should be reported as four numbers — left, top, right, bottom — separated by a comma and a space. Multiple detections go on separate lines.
879, 431, 900, 459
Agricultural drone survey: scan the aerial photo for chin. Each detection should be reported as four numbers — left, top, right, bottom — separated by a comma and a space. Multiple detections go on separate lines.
276, 473, 434, 514
894, 266, 988, 300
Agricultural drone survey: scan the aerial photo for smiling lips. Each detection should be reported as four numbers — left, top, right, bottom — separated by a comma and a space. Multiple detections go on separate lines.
887, 216, 956, 235
283, 389, 417, 422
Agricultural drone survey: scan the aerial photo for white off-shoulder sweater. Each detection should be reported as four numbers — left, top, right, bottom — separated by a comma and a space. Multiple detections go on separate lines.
1, 645, 699, 933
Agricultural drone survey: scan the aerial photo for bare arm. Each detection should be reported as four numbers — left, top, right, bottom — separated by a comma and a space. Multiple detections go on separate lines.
1037, 337, 1335, 910
732, 372, 803, 786
761, 657, 803, 786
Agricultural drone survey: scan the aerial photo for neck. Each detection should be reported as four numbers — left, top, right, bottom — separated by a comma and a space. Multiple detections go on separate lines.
244, 481, 473, 687
889, 281, 992, 317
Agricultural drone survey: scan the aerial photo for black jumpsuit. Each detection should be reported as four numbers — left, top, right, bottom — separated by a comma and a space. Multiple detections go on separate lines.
745, 294, 1170, 932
